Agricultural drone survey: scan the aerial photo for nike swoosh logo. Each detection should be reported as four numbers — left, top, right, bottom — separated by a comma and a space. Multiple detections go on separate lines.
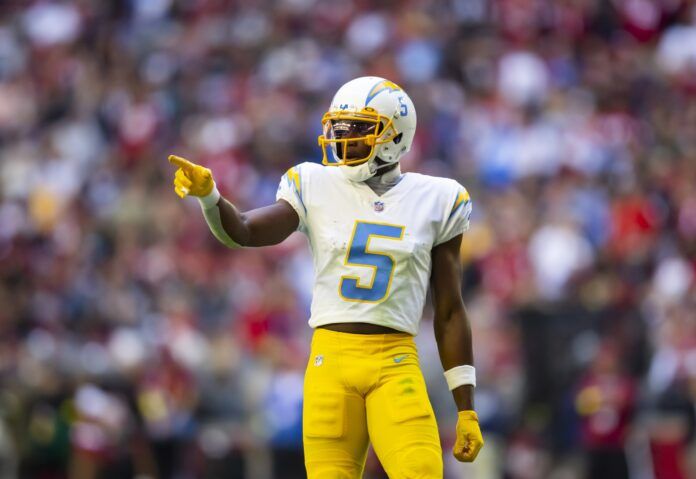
393, 354, 409, 363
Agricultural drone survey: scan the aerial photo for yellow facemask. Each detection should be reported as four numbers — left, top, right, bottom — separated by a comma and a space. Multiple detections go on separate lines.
317, 109, 399, 166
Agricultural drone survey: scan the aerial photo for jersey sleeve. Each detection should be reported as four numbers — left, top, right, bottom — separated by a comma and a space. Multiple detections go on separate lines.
276, 163, 309, 233
434, 182, 472, 246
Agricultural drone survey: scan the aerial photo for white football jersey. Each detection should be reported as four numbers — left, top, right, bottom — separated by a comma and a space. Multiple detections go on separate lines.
276, 163, 472, 335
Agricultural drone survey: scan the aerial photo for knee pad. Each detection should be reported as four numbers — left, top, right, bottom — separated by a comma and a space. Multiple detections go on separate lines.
391, 447, 443, 479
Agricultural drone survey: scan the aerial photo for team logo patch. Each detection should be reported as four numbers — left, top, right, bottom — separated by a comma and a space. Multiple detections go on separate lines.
314, 354, 323, 366
365, 79, 402, 105
373, 201, 385, 212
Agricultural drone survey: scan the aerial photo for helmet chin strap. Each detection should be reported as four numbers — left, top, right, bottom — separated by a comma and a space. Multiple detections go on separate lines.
371, 160, 401, 183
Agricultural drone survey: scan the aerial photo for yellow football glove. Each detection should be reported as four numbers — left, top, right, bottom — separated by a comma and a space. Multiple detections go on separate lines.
453, 410, 484, 462
168, 154, 214, 198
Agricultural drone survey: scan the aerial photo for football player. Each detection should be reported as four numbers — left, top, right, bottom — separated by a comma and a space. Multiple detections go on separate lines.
169, 76, 483, 478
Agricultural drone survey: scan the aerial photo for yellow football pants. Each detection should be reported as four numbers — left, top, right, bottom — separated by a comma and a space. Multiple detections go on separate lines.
303, 328, 443, 479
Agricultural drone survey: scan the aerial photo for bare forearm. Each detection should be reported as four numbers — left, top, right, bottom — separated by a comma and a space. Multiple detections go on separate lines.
214, 196, 299, 247
216, 197, 252, 245
434, 306, 475, 411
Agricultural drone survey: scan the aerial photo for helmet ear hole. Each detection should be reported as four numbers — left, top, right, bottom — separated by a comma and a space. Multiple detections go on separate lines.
393, 133, 403, 144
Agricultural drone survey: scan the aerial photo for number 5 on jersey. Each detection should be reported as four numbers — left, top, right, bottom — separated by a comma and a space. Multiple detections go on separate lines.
339, 221, 405, 303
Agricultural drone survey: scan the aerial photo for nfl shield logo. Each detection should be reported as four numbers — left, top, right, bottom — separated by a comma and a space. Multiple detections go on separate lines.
314, 355, 323, 366
373, 201, 385, 212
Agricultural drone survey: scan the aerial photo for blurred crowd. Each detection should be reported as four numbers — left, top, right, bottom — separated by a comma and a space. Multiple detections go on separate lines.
0, 0, 695, 478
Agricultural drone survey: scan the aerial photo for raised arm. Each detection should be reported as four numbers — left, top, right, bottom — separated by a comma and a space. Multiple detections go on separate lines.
430, 233, 484, 462
169, 155, 299, 247
213, 197, 298, 247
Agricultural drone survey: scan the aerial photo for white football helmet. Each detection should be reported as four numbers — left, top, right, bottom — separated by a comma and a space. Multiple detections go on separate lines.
318, 76, 417, 182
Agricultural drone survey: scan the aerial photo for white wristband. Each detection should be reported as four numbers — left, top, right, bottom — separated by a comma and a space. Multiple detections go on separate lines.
444, 365, 476, 390
197, 184, 221, 210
